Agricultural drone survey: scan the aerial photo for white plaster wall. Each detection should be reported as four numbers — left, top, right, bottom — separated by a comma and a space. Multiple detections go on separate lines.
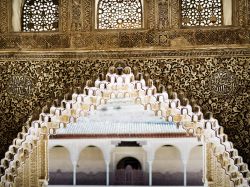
153, 146, 182, 173
187, 145, 203, 172
49, 146, 73, 172
77, 146, 105, 173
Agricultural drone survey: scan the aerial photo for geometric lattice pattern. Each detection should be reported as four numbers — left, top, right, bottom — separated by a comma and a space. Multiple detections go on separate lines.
97, 0, 143, 29
181, 0, 222, 26
22, 0, 59, 32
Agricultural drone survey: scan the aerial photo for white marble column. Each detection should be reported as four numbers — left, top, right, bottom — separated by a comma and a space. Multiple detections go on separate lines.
105, 161, 110, 186
203, 142, 209, 187
73, 161, 77, 186
148, 161, 153, 186
183, 163, 187, 186
102, 145, 112, 186
143, 142, 155, 186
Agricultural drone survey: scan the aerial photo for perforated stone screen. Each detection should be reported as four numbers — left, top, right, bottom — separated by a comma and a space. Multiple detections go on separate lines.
97, 0, 143, 29
22, 0, 59, 32
181, 0, 222, 27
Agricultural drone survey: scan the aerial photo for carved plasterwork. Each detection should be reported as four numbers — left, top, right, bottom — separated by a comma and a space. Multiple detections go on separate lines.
71, 0, 92, 31
1, 65, 249, 187
0, 0, 8, 33
181, 0, 222, 27
60, 0, 69, 32
209, 69, 238, 97
248, 0, 250, 26
71, 0, 83, 31
82, 0, 92, 31
0, 0, 249, 38
170, 0, 180, 28
0, 50, 249, 167
157, 0, 170, 30
97, 0, 143, 29
0, 29, 249, 50
146, 0, 156, 29
7, 74, 34, 98
238, 0, 248, 26
22, 0, 59, 32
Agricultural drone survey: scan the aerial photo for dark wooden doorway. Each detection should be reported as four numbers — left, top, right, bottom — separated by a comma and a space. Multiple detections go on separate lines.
112, 157, 147, 185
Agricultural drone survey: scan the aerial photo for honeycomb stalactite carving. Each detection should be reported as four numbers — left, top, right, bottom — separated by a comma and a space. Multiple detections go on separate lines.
0, 66, 249, 187
0, 54, 249, 168
97, 0, 143, 29
22, 0, 59, 32
181, 0, 222, 27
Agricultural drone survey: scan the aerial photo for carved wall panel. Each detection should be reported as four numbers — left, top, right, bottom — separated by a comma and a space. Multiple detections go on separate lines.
0, 50, 249, 167
248, 0, 250, 26
60, 0, 70, 32
157, 0, 170, 29
0, 0, 9, 33
71, 0, 92, 31
170, 0, 180, 28
238, 0, 248, 26
71, 32, 120, 48
71, 0, 83, 31
82, 0, 92, 31
0, 34, 70, 49
146, 0, 156, 29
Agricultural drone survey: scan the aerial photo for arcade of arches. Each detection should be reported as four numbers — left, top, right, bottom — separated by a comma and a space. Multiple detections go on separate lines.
48, 144, 203, 186
47, 97, 203, 186
0, 0, 250, 187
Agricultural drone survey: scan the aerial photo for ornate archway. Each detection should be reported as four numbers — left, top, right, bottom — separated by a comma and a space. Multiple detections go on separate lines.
0, 66, 249, 187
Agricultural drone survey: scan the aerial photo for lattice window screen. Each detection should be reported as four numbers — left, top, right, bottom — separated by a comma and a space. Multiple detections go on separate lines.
97, 0, 143, 29
22, 0, 59, 32
181, 0, 222, 27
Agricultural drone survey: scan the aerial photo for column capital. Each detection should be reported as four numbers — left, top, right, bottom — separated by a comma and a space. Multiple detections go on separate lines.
182, 161, 188, 166
72, 160, 77, 166
147, 160, 153, 164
